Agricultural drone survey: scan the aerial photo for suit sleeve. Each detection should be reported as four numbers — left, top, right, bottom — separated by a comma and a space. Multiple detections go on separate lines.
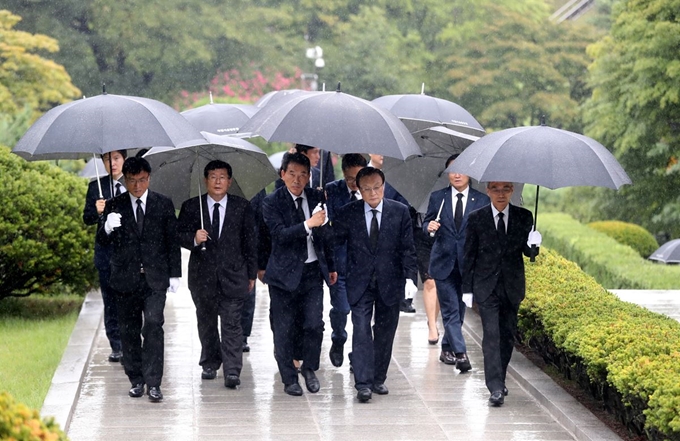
242, 202, 258, 280
400, 206, 418, 283
262, 193, 309, 245
177, 199, 200, 250
164, 198, 182, 278
83, 181, 102, 225
522, 210, 536, 258
462, 211, 479, 293
422, 192, 440, 233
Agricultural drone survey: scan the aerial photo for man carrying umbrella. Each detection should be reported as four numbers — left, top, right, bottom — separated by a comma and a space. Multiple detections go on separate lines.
177, 160, 257, 389
462, 181, 541, 406
82, 149, 127, 363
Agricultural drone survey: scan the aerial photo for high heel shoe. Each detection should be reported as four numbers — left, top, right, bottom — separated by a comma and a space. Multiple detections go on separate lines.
427, 321, 439, 345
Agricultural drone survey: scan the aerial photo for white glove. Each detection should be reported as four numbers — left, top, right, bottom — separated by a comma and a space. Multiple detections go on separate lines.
404, 279, 418, 300
527, 229, 542, 247
312, 202, 329, 226
168, 278, 180, 293
462, 293, 473, 309
104, 212, 122, 234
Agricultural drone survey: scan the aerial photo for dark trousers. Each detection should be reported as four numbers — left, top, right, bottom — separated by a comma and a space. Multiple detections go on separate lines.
269, 262, 324, 385
477, 283, 519, 393
434, 263, 467, 354
329, 274, 350, 345
191, 282, 245, 376
241, 284, 256, 340
116, 278, 166, 387
350, 283, 400, 390
98, 266, 121, 352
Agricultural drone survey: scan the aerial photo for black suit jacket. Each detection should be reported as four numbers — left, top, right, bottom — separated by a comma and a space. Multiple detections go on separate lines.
333, 199, 418, 307
96, 191, 182, 293
177, 194, 257, 298
262, 186, 335, 292
462, 204, 535, 305
83, 175, 122, 271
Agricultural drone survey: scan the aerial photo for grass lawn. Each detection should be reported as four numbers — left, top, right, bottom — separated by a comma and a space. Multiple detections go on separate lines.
0, 295, 82, 410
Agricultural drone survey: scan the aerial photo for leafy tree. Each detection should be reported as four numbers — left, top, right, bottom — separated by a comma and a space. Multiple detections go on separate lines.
0, 146, 98, 300
580, 0, 680, 238
0, 10, 80, 123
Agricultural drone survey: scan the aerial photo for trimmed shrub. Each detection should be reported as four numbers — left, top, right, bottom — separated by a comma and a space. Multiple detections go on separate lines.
521, 248, 680, 440
539, 213, 680, 289
0, 145, 97, 300
0, 391, 67, 440
588, 220, 658, 258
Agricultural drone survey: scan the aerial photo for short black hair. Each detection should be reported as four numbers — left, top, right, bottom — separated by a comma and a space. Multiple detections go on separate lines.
294, 144, 317, 155
356, 166, 385, 189
445, 153, 460, 168
341, 153, 367, 171
281, 152, 310, 173
122, 156, 151, 176
101, 149, 128, 160
204, 160, 232, 178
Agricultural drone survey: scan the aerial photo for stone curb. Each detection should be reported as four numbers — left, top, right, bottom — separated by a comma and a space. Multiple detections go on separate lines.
40, 290, 103, 431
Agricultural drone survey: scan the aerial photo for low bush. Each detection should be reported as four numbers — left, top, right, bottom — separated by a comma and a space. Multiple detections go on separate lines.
0, 391, 67, 440
539, 213, 679, 289
588, 220, 658, 258
0, 145, 97, 300
521, 248, 680, 440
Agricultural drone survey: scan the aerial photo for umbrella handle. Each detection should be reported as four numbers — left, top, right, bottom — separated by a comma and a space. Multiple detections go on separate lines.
196, 148, 207, 252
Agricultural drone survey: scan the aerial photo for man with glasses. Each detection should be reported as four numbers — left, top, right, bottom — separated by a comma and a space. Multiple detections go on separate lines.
462, 181, 541, 406
324, 153, 367, 367
177, 160, 257, 389
97, 156, 181, 402
333, 167, 418, 403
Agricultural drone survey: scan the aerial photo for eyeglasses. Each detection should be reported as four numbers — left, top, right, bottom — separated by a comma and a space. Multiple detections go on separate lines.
360, 184, 384, 194
207, 175, 230, 182
489, 187, 513, 195
345, 176, 357, 184
127, 177, 149, 185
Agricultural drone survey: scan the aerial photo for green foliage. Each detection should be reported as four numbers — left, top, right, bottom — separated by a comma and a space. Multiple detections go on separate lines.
522, 248, 680, 438
0, 10, 80, 122
539, 212, 680, 288
0, 391, 67, 440
588, 220, 659, 258
0, 104, 31, 148
0, 145, 97, 299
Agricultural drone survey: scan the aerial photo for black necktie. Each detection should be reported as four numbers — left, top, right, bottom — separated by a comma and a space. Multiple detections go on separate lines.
454, 193, 463, 230
497, 212, 506, 238
295, 197, 306, 223
212, 203, 220, 240
115, 182, 122, 196
136, 199, 144, 235
350, 190, 357, 201
370, 209, 379, 251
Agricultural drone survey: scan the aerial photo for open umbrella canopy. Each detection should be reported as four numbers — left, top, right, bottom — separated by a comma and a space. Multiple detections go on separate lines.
79, 157, 107, 180
254, 89, 305, 108
182, 103, 258, 135
648, 239, 680, 264
446, 124, 632, 190
13, 93, 203, 160
144, 132, 278, 207
239, 86, 422, 160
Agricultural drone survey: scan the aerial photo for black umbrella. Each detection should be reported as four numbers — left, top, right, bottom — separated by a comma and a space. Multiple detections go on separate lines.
648, 239, 680, 264
447, 122, 632, 260
239, 84, 421, 161
182, 102, 258, 135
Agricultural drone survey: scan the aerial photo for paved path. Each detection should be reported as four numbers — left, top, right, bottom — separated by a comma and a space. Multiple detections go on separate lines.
42, 253, 621, 441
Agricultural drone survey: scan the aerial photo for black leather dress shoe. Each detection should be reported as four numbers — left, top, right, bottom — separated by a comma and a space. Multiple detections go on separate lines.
148, 386, 163, 402
301, 369, 320, 393
329, 342, 344, 367
399, 299, 416, 313
242, 341, 250, 352
455, 353, 472, 372
503, 387, 509, 396
372, 383, 389, 395
489, 390, 504, 406
225, 375, 241, 389
201, 367, 217, 380
129, 383, 145, 398
439, 350, 456, 365
357, 388, 372, 402
284, 382, 303, 396
108, 351, 122, 362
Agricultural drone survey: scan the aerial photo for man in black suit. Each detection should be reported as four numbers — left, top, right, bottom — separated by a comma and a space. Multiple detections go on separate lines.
424, 154, 490, 371
462, 181, 541, 406
324, 153, 367, 367
333, 167, 418, 403
261, 152, 337, 396
177, 160, 257, 388
83, 149, 127, 363
97, 156, 181, 402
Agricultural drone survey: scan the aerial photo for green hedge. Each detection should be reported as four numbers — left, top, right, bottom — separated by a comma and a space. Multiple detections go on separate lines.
588, 220, 658, 258
0, 391, 67, 440
521, 249, 680, 440
539, 213, 680, 289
